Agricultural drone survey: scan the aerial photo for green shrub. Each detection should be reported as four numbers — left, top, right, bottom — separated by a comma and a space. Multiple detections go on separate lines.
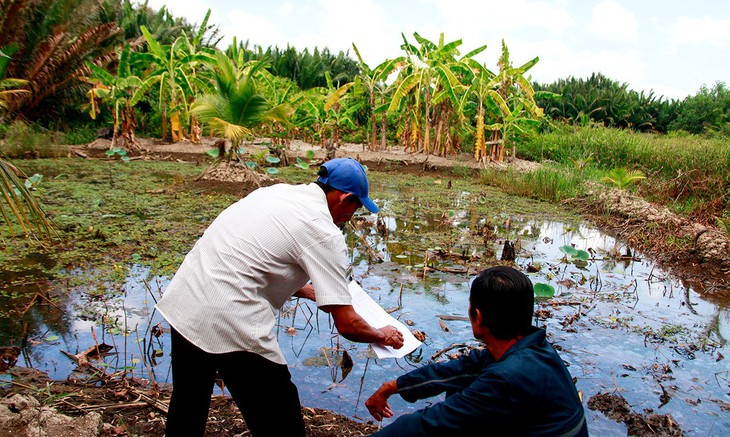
61, 126, 97, 145
0, 121, 67, 159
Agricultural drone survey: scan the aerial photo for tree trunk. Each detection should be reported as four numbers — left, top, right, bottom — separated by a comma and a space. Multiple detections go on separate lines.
380, 106, 387, 150
170, 112, 183, 143
423, 88, 431, 155
161, 107, 168, 142
490, 131, 501, 161
434, 109, 444, 156
115, 104, 139, 150
474, 103, 485, 161
369, 92, 377, 151
189, 116, 201, 143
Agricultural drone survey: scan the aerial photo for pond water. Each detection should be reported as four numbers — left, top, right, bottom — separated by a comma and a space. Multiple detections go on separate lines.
2, 188, 729, 436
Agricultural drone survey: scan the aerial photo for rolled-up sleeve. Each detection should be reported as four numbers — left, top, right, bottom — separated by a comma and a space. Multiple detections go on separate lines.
378, 368, 519, 436
397, 348, 490, 402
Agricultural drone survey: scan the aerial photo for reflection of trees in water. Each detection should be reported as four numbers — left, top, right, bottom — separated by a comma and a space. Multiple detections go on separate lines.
703, 308, 729, 346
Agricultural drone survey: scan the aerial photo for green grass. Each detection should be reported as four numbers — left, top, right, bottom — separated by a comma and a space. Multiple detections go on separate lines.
0, 121, 68, 159
479, 164, 590, 203
518, 124, 730, 219
521, 124, 730, 178
1, 158, 235, 281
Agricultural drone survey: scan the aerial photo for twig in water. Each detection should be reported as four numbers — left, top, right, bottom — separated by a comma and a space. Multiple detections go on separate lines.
437, 314, 470, 321
134, 325, 158, 390
354, 356, 371, 416
431, 343, 468, 361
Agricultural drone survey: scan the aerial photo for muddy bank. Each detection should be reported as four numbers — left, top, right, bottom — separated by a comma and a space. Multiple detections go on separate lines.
587, 392, 684, 437
574, 188, 730, 298
1, 367, 378, 436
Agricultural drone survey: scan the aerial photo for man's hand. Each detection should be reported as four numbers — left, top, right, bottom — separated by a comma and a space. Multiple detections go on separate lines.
366, 380, 398, 421
379, 326, 404, 349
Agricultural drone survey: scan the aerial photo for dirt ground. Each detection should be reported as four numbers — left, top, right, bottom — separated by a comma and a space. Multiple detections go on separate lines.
1, 361, 694, 437
1, 367, 378, 436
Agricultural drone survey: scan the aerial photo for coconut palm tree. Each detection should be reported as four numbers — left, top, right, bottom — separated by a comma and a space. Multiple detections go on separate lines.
600, 168, 646, 190
191, 51, 288, 161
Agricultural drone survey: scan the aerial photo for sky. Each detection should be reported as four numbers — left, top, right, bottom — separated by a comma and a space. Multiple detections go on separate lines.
145, 0, 730, 100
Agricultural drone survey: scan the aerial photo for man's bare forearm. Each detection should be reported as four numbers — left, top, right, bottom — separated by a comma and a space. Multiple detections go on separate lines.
326, 304, 404, 348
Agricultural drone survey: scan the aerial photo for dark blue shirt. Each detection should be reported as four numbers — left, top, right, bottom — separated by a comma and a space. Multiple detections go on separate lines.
374, 327, 588, 436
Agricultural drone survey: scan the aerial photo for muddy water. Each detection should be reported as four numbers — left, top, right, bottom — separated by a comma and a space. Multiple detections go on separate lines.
2, 197, 729, 435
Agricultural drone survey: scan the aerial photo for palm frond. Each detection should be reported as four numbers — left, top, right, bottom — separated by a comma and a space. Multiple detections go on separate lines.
0, 157, 55, 239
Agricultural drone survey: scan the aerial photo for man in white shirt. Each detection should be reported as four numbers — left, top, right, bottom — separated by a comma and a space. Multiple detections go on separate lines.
157, 158, 404, 436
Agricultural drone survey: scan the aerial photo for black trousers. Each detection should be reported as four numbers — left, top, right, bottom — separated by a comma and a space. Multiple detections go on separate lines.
165, 329, 305, 437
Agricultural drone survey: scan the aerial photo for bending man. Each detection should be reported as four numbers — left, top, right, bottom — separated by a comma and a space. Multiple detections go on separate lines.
157, 158, 404, 436
366, 266, 587, 436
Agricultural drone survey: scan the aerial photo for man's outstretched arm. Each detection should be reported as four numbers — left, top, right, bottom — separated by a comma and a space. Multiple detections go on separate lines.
324, 304, 404, 348
366, 348, 490, 421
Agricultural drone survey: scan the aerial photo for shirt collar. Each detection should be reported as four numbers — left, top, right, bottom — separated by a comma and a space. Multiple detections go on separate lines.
498, 327, 545, 361
307, 183, 334, 223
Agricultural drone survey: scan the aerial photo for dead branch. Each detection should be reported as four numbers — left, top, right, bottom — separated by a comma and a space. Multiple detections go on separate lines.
431, 343, 468, 360
437, 314, 470, 321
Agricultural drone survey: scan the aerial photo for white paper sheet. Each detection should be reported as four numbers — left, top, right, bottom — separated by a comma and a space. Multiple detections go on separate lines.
348, 281, 422, 359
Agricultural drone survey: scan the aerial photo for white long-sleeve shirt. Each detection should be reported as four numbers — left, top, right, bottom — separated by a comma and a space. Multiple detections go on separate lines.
156, 183, 352, 364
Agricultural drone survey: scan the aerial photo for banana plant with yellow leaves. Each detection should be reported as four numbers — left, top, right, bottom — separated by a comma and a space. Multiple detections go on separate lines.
475, 41, 546, 162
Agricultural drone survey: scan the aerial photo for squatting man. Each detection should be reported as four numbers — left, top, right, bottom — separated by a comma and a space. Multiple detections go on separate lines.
156, 158, 404, 436
366, 266, 588, 436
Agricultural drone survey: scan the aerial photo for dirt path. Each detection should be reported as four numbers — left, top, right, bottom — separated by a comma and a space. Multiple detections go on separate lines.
80, 137, 541, 172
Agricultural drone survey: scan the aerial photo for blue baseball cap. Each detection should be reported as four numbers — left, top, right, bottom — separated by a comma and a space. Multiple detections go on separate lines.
318, 158, 379, 213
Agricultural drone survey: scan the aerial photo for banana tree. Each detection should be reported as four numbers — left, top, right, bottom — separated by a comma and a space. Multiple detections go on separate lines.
256, 69, 301, 149
482, 40, 545, 162
83, 43, 143, 150
459, 57, 498, 161
296, 71, 360, 155
430, 44, 486, 156
135, 10, 215, 142
389, 32, 477, 156
352, 43, 403, 151
191, 51, 288, 162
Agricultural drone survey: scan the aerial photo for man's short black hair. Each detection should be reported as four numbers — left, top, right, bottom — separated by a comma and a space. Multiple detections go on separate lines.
316, 166, 336, 193
469, 266, 534, 340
